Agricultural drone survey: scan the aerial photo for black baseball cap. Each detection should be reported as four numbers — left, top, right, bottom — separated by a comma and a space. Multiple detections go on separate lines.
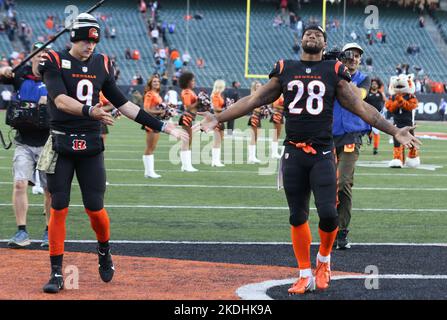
301, 25, 327, 42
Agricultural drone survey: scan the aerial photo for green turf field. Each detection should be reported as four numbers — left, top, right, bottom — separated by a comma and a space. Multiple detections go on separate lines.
1, 111, 446, 242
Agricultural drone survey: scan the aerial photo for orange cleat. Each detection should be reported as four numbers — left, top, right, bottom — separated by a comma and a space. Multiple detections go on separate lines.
288, 276, 316, 295
315, 260, 331, 290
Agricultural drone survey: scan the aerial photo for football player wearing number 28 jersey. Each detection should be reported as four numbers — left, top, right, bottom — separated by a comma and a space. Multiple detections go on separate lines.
196, 25, 420, 295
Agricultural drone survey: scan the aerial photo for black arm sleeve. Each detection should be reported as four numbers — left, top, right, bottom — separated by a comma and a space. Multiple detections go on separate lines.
135, 108, 164, 132
43, 70, 67, 100
102, 79, 128, 108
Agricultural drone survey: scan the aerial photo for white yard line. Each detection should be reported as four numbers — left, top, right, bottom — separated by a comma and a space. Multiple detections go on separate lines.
0, 181, 444, 191
0, 203, 446, 212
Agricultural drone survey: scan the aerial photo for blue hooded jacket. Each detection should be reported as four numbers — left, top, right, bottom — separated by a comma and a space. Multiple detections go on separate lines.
332, 70, 371, 137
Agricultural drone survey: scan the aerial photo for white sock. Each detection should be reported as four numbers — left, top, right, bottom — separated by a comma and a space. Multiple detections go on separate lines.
299, 268, 313, 278
317, 252, 330, 263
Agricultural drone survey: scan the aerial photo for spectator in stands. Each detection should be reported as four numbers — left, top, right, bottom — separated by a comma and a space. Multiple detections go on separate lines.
134, 73, 144, 85
174, 58, 183, 72
150, 26, 159, 44
365, 56, 373, 72
296, 16, 303, 35
376, 31, 382, 42
381, 31, 387, 43
279, 0, 289, 24
139, 0, 147, 15
196, 57, 205, 68
170, 48, 180, 62
182, 51, 191, 66
418, 15, 425, 28
110, 27, 116, 39
45, 16, 54, 30
125, 48, 132, 60
273, 14, 283, 27
168, 23, 175, 34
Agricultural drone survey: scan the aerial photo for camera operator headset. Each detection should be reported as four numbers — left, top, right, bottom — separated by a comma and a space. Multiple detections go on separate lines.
0, 41, 51, 249
327, 43, 371, 250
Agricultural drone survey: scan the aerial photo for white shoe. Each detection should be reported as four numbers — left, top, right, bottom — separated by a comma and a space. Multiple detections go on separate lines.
211, 148, 225, 167
181, 150, 198, 172
248, 145, 261, 164
405, 157, 420, 168
143, 155, 162, 178
389, 159, 403, 168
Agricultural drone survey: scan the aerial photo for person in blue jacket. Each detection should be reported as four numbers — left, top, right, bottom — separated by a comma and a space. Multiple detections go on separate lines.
332, 43, 371, 250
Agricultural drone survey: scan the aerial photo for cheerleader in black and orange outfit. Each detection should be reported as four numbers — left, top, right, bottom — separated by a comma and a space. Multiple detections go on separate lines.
210, 79, 226, 167
247, 81, 263, 163
142, 75, 165, 178
270, 94, 284, 159
178, 72, 199, 172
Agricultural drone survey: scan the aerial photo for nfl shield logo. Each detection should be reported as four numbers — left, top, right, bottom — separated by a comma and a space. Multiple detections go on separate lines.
82, 67, 88, 73
306, 68, 311, 74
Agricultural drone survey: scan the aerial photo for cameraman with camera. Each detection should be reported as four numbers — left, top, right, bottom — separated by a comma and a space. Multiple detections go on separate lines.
331, 43, 371, 250
1, 42, 51, 249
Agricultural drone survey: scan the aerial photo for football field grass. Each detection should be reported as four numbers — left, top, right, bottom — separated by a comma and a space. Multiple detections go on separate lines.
1, 111, 446, 243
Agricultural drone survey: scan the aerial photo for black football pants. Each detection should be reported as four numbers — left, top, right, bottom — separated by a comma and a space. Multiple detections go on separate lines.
282, 145, 339, 232
47, 152, 106, 211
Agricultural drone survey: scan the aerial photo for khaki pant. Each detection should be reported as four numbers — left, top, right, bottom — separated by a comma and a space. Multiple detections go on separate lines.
336, 144, 360, 231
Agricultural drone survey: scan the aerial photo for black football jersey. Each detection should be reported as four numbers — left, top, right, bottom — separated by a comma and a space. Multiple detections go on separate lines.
365, 91, 384, 112
269, 59, 351, 146
38, 49, 124, 133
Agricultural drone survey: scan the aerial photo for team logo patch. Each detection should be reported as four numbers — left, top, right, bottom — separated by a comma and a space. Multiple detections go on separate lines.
72, 139, 87, 151
306, 68, 311, 74
89, 28, 99, 40
62, 59, 71, 69
82, 66, 88, 73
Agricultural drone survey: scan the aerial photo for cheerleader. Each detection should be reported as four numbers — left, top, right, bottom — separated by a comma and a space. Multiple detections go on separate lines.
210, 79, 226, 167
270, 94, 284, 159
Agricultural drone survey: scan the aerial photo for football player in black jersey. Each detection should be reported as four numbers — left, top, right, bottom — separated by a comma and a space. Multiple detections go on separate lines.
38, 13, 188, 294
196, 25, 420, 294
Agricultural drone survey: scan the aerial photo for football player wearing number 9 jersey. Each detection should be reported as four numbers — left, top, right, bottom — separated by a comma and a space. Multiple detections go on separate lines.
196, 25, 421, 295
38, 13, 188, 294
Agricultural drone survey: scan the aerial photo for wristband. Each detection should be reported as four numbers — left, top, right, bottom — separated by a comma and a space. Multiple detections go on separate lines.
82, 104, 91, 117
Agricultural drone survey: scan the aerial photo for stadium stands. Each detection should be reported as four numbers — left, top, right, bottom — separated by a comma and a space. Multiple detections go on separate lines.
2, 0, 446, 88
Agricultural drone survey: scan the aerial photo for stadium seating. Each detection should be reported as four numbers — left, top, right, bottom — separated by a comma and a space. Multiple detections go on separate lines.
7, 0, 447, 88
13, 0, 155, 85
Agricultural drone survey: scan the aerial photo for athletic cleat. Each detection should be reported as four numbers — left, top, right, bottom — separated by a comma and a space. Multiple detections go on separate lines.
43, 267, 64, 294
315, 260, 331, 290
288, 276, 316, 295
336, 229, 351, 250
98, 246, 115, 283
41, 230, 49, 248
373, 148, 378, 155
7, 230, 31, 248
